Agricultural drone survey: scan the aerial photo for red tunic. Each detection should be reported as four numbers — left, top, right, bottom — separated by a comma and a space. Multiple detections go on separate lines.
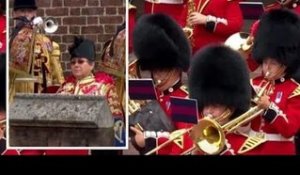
129, 4, 137, 53
181, 0, 243, 53
264, 1, 300, 15
0, 15, 5, 53
151, 84, 194, 155
241, 77, 300, 155
144, 0, 185, 25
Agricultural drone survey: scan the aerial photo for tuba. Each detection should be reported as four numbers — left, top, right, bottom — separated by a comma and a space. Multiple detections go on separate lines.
182, 0, 196, 45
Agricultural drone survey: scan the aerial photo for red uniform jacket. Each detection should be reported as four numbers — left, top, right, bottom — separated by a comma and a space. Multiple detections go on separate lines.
150, 84, 194, 155
181, 0, 243, 53
240, 76, 300, 155
144, 0, 185, 25
129, 4, 137, 53
0, 15, 5, 53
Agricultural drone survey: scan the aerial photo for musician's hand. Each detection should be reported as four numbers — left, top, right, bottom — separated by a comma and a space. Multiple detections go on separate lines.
130, 126, 145, 148
256, 94, 271, 110
189, 12, 207, 25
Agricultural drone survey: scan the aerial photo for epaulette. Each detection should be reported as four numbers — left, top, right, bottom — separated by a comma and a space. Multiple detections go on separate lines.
180, 85, 189, 95
289, 79, 300, 99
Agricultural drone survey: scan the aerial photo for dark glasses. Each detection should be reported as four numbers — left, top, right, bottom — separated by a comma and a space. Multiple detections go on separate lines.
71, 59, 88, 65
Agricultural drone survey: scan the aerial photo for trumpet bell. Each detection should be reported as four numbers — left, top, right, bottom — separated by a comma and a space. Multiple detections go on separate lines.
44, 17, 58, 33
191, 117, 226, 155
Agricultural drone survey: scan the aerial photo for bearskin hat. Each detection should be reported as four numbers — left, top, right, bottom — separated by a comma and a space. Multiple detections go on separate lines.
69, 37, 95, 61
13, 0, 37, 10
252, 9, 300, 78
189, 45, 251, 119
133, 13, 191, 72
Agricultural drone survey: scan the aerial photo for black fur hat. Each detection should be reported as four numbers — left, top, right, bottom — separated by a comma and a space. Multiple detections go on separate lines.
0, 0, 6, 13
252, 9, 300, 78
13, 0, 37, 10
69, 37, 95, 61
133, 13, 191, 72
189, 45, 251, 119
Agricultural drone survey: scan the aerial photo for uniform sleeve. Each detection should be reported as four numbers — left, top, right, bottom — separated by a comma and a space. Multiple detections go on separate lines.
210, 1, 243, 36
264, 96, 300, 138
107, 85, 124, 116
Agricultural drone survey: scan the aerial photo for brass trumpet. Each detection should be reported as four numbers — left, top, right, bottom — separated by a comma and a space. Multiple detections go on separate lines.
32, 16, 58, 34
128, 59, 147, 115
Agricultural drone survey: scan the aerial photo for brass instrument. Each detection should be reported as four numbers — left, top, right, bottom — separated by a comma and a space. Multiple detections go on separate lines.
182, 0, 196, 43
186, 81, 271, 155
10, 16, 61, 100
145, 128, 193, 155
224, 32, 254, 60
128, 59, 147, 116
32, 17, 58, 34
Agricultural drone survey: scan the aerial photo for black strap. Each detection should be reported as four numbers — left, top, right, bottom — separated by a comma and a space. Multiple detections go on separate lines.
41, 62, 48, 93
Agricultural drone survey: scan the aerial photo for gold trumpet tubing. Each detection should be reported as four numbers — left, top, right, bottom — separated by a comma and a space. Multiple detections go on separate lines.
221, 106, 264, 133
213, 108, 232, 124
253, 81, 270, 103
221, 79, 271, 133
145, 128, 193, 155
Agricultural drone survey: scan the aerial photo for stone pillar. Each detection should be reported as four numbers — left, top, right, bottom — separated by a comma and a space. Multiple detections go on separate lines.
9, 94, 115, 147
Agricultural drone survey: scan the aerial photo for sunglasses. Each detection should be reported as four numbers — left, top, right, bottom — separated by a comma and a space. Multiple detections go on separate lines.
70, 59, 88, 65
